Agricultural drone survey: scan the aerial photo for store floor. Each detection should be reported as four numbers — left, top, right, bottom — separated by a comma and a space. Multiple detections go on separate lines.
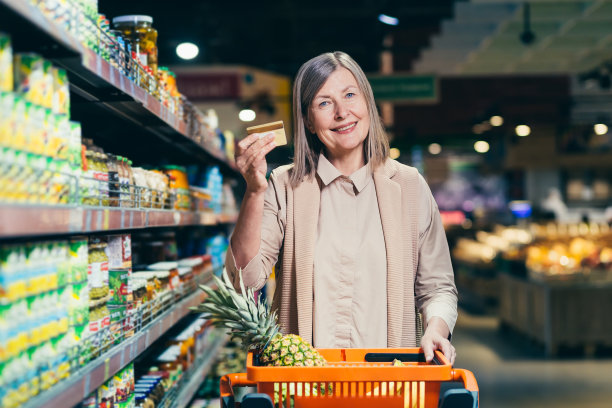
453, 309, 612, 408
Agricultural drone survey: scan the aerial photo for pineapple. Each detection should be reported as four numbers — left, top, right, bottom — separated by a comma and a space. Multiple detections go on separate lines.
193, 268, 326, 367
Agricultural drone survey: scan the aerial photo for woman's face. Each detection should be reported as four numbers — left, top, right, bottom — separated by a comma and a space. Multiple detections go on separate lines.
309, 67, 370, 161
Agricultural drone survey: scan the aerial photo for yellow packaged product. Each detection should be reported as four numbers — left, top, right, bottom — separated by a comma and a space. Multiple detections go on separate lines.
25, 103, 45, 155
13, 53, 44, 105
0, 92, 14, 147
0, 33, 12, 92
50, 114, 70, 160
9, 96, 26, 151
52, 67, 70, 116
41, 60, 54, 109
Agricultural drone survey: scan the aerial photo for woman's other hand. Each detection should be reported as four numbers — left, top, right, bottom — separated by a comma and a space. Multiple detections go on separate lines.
421, 316, 456, 365
235, 132, 277, 194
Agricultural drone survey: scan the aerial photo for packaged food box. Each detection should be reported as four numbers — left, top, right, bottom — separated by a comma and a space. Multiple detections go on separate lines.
51, 67, 70, 116
109, 305, 125, 345
14, 53, 44, 105
109, 269, 132, 305
0, 33, 12, 92
107, 234, 132, 270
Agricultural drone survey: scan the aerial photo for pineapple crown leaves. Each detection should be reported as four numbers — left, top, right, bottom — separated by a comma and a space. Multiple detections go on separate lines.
192, 267, 280, 351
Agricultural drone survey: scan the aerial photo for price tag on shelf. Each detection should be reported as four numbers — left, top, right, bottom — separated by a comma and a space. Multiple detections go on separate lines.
109, 65, 116, 86
85, 209, 92, 231
69, 208, 84, 232
96, 55, 102, 76
129, 210, 134, 228
173, 211, 181, 225
119, 73, 126, 93
96, 210, 103, 230
103, 209, 110, 230
103, 358, 110, 379
83, 374, 91, 398
120, 209, 125, 229
119, 348, 125, 368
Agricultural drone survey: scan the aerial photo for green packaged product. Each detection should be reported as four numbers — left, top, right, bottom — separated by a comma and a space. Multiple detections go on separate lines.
109, 306, 125, 345
109, 269, 131, 305
69, 238, 88, 283
68, 121, 82, 168
13, 53, 44, 105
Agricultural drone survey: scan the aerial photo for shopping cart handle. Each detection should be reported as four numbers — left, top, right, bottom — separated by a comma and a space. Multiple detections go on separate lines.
451, 369, 478, 392
220, 373, 258, 408
364, 352, 444, 365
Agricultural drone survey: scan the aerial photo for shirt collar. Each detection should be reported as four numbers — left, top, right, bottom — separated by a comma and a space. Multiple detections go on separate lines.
316, 153, 372, 193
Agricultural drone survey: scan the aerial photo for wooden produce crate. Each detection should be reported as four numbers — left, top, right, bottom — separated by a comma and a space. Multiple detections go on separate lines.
499, 272, 612, 356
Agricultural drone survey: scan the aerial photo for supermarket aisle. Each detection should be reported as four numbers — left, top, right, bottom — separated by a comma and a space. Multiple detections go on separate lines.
453, 310, 612, 408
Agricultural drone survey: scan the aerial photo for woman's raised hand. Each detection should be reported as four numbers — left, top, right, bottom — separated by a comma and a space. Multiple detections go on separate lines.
235, 132, 277, 194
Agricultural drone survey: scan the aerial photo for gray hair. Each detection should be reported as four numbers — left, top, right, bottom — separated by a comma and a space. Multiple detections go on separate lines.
289, 51, 390, 187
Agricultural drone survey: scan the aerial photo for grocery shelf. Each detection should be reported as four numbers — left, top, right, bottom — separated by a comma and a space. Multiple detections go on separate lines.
0, 0, 83, 57
21, 279, 214, 408
0, 205, 234, 238
170, 334, 229, 408
0, 0, 239, 175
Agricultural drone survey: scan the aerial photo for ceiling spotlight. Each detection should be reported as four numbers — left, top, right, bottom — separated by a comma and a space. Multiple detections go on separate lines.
176, 42, 199, 60
428, 143, 442, 155
378, 14, 399, 26
474, 141, 490, 153
515, 125, 531, 137
594, 123, 608, 135
490, 116, 504, 126
389, 147, 401, 159
239, 109, 256, 122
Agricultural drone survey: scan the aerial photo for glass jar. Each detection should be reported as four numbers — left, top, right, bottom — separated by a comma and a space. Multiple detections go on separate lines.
87, 241, 109, 300
98, 153, 110, 207
107, 154, 119, 207
112, 15, 158, 75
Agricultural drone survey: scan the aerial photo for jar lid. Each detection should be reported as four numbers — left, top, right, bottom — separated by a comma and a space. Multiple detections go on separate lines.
112, 15, 153, 24
177, 267, 191, 276
178, 257, 203, 267
148, 261, 178, 270
162, 165, 187, 173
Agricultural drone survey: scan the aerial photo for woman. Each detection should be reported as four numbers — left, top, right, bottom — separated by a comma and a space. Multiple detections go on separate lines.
226, 51, 458, 364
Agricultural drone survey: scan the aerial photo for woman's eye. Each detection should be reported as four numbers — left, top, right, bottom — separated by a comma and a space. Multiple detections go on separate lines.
346, 92, 355, 98
319, 101, 330, 108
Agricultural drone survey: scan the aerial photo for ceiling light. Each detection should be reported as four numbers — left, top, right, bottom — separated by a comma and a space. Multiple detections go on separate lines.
594, 123, 608, 135
515, 125, 531, 137
176, 42, 199, 60
239, 109, 256, 122
490, 116, 503, 126
428, 143, 441, 155
378, 14, 399, 26
389, 147, 400, 159
474, 141, 490, 153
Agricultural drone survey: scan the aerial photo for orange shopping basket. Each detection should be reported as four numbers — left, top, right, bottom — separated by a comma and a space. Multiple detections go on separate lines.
220, 347, 479, 408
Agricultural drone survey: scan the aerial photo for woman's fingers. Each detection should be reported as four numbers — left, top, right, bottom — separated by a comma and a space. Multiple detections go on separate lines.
238, 133, 275, 171
244, 139, 276, 169
236, 132, 274, 155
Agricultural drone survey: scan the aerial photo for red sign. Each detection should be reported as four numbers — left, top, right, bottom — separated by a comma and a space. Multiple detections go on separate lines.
176, 73, 241, 101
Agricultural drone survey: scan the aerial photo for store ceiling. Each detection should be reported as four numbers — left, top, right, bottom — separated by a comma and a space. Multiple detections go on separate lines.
96, 0, 598, 153
413, 0, 612, 76
97, 0, 457, 77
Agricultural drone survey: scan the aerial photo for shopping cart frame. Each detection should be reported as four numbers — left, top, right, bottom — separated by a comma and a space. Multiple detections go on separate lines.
220, 348, 478, 408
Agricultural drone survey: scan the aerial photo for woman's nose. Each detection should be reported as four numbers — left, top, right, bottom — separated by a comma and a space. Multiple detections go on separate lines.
335, 100, 348, 120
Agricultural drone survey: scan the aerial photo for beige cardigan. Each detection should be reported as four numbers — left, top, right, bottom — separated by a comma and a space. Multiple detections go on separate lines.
228, 158, 453, 347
